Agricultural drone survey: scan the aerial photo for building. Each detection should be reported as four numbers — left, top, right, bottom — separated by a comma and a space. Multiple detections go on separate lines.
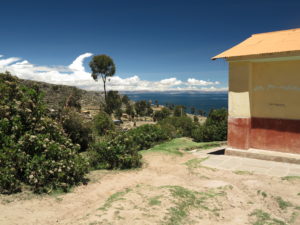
212, 28, 300, 154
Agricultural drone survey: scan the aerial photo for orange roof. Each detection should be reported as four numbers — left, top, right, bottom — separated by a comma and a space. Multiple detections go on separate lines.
212, 28, 300, 60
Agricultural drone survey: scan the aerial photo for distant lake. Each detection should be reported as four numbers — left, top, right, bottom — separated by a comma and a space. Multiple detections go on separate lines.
124, 92, 228, 114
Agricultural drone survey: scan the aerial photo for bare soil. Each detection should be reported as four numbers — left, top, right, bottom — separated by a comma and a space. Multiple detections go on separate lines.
1, 150, 300, 225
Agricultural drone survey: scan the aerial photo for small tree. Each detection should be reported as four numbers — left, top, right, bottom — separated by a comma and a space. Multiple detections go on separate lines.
122, 95, 130, 105
105, 90, 122, 115
89, 55, 116, 103
174, 105, 186, 117
125, 104, 135, 120
190, 106, 196, 115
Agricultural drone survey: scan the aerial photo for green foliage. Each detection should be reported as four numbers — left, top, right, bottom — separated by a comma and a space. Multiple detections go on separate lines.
115, 108, 123, 120
193, 115, 199, 122
125, 103, 135, 120
88, 132, 142, 170
134, 100, 152, 116
192, 108, 227, 142
89, 54, 116, 102
60, 109, 93, 152
127, 124, 170, 150
250, 209, 286, 225
0, 72, 88, 194
190, 106, 196, 114
173, 105, 186, 117
93, 111, 115, 136
153, 107, 171, 121
121, 95, 130, 105
275, 196, 293, 210
104, 90, 122, 115
62, 87, 82, 111
159, 116, 196, 137
88, 124, 169, 169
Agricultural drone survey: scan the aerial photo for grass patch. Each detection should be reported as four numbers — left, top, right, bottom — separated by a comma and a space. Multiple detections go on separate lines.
184, 157, 209, 169
234, 170, 253, 175
148, 196, 162, 206
184, 157, 217, 172
289, 212, 299, 224
282, 176, 300, 181
140, 138, 224, 156
161, 185, 225, 225
275, 196, 293, 210
250, 209, 286, 225
99, 188, 132, 210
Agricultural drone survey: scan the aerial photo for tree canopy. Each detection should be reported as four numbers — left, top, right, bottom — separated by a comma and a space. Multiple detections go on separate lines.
89, 54, 116, 102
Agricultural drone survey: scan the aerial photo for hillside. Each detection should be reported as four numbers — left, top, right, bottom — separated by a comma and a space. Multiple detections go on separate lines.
20, 79, 104, 111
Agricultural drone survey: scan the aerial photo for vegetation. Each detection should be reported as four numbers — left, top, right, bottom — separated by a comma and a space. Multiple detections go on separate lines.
134, 100, 153, 116
60, 109, 92, 152
153, 107, 171, 121
0, 72, 88, 194
93, 111, 115, 136
89, 54, 116, 102
192, 108, 227, 142
159, 116, 196, 137
1, 68, 229, 196
140, 138, 224, 156
104, 90, 122, 115
250, 209, 286, 225
162, 185, 225, 225
88, 124, 169, 169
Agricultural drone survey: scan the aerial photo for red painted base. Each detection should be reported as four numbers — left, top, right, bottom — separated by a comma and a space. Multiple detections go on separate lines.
228, 117, 300, 154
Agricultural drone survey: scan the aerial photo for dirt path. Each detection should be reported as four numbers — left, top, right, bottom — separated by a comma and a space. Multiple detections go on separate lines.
1, 151, 300, 225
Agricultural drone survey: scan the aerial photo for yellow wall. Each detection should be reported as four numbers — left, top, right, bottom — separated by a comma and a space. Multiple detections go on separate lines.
228, 61, 251, 118
252, 60, 300, 120
229, 59, 300, 120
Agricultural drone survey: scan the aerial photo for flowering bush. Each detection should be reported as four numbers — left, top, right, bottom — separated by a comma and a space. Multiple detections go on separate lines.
0, 72, 89, 194
88, 124, 169, 170
89, 132, 142, 170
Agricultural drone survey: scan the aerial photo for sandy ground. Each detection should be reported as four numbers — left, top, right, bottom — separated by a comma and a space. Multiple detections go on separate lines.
1, 151, 300, 225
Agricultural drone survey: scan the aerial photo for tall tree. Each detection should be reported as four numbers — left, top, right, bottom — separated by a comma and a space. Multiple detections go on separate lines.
89, 54, 116, 102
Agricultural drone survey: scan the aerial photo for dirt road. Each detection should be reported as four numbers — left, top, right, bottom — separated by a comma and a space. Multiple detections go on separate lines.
1, 146, 299, 225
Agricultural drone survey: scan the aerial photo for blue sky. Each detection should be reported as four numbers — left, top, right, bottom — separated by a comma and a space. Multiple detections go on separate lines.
0, 0, 299, 91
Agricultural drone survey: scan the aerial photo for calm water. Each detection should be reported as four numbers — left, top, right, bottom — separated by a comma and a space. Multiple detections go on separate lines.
124, 92, 228, 114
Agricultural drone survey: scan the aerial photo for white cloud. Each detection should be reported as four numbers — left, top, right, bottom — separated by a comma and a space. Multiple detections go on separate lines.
187, 78, 220, 86
0, 53, 226, 92
69, 52, 93, 72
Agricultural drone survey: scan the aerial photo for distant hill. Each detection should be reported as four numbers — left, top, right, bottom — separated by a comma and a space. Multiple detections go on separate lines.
20, 79, 104, 111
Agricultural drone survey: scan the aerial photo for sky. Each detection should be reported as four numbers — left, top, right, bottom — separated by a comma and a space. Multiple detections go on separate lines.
0, 0, 300, 92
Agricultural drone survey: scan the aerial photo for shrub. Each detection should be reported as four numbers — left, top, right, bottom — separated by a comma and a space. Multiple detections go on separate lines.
193, 116, 199, 122
88, 124, 169, 170
93, 111, 115, 136
191, 108, 227, 142
153, 107, 171, 121
173, 105, 186, 117
0, 72, 89, 194
159, 116, 196, 137
60, 109, 93, 152
89, 132, 142, 170
127, 124, 170, 150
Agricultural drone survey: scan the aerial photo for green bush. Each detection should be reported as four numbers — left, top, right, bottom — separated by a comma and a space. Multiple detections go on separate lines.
88, 124, 169, 170
61, 109, 93, 152
93, 111, 115, 136
153, 107, 171, 121
0, 72, 89, 194
159, 116, 196, 137
127, 124, 170, 150
191, 108, 227, 142
89, 132, 142, 170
